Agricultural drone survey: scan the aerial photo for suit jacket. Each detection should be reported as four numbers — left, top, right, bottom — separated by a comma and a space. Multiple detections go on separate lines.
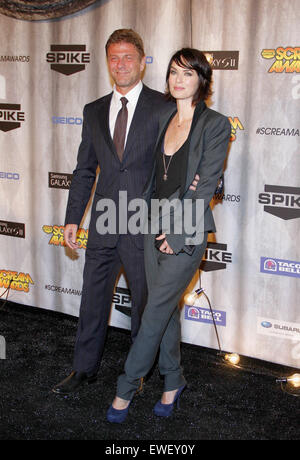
142, 100, 231, 255
65, 84, 170, 249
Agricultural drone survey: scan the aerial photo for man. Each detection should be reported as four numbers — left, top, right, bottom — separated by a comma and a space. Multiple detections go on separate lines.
52, 29, 198, 395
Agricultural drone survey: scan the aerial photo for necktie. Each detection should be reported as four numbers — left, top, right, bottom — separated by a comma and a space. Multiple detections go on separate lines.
113, 97, 128, 162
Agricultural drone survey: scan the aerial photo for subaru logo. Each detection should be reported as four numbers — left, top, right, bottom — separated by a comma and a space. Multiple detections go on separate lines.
261, 321, 272, 328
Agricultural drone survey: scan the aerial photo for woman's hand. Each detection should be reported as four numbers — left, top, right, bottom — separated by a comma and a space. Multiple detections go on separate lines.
155, 233, 174, 254
189, 174, 200, 191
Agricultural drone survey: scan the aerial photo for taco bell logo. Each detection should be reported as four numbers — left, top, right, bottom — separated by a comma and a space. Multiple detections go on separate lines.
264, 259, 277, 272
184, 305, 226, 326
261, 257, 300, 278
187, 307, 200, 320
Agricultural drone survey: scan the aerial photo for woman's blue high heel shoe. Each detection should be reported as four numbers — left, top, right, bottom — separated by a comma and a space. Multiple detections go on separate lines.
106, 400, 131, 424
153, 385, 186, 417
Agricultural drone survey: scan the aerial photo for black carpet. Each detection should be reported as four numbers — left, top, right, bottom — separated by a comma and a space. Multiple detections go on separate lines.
0, 301, 299, 442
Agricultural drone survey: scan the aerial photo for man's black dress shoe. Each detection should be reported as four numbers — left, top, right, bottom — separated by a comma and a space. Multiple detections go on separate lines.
52, 371, 97, 394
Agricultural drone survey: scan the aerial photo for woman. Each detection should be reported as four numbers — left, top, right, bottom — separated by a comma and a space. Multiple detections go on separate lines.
107, 48, 231, 422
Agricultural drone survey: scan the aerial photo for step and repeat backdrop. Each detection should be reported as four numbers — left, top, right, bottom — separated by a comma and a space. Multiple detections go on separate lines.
0, 0, 299, 368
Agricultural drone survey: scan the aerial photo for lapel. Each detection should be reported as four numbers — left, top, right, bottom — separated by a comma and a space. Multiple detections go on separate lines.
142, 105, 177, 203
153, 105, 177, 156
122, 85, 151, 162
180, 100, 207, 198
97, 92, 121, 162
97, 85, 153, 164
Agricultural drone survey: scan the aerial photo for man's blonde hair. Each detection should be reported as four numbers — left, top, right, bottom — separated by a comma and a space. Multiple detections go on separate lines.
105, 29, 145, 59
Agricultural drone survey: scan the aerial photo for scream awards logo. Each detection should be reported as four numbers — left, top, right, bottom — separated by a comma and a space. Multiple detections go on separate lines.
0, 270, 34, 293
258, 185, 300, 220
256, 127, 299, 137
0, 55, 30, 63
203, 51, 239, 70
228, 117, 244, 141
0, 103, 25, 132
200, 242, 232, 272
214, 192, 241, 204
261, 47, 300, 73
45, 284, 82, 297
46, 45, 90, 75
42, 225, 88, 249
0, 220, 25, 238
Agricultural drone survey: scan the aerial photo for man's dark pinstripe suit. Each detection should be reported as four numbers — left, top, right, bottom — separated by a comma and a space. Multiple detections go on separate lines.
64, 84, 169, 376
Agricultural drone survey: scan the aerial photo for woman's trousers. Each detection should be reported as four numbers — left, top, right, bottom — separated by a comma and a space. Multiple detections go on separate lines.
116, 231, 208, 401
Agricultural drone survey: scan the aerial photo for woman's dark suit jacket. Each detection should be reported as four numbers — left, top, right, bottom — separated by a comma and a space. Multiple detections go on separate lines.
142, 100, 231, 255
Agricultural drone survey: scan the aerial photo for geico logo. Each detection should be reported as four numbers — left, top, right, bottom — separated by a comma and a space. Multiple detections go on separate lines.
0, 172, 20, 180
0, 110, 24, 121
52, 116, 83, 125
46, 52, 90, 63
258, 193, 300, 207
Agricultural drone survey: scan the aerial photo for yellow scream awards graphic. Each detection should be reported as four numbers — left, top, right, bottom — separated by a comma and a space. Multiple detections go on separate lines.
228, 117, 244, 141
0, 270, 34, 293
261, 47, 300, 73
42, 225, 88, 249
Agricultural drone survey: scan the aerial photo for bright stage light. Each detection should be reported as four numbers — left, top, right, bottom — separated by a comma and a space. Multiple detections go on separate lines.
184, 291, 199, 306
288, 373, 300, 388
224, 353, 240, 366
277, 373, 300, 388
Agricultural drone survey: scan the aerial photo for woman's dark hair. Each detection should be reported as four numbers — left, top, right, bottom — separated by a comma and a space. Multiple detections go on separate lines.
165, 48, 213, 104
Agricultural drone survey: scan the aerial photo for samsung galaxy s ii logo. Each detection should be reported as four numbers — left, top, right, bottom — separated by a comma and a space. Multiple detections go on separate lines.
203, 51, 239, 70
258, 185, 300, 220
0, 220, 25, 238
48, 172, 73, 190
46, 45, 90, 75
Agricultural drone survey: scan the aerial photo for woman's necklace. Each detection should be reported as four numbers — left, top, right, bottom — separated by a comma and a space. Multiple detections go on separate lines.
162, 111, 193, 181
162, 153, 173, 181
176, 113, 193, 127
